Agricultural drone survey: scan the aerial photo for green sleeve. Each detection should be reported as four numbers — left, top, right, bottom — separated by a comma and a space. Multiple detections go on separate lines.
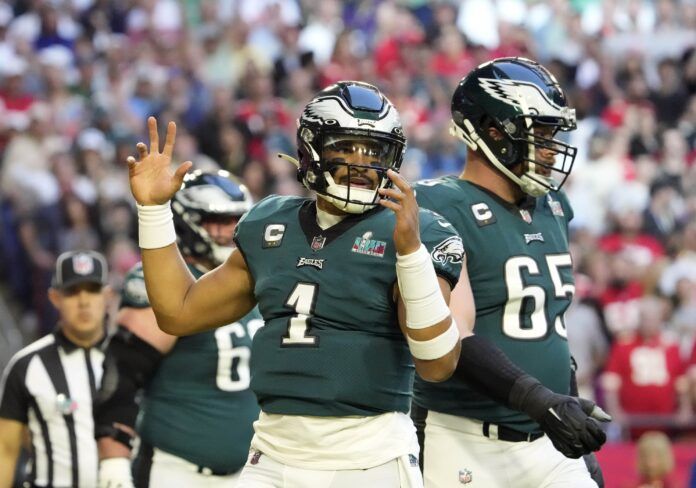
419, 210, 464, 290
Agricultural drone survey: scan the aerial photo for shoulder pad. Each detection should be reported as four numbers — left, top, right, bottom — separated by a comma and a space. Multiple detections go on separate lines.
238, 195, 307, 225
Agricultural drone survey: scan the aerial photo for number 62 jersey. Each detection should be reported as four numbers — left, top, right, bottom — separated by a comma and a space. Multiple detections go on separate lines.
131, 263, 264, 474
234, 195, 463, 418
413, 176, 576, 433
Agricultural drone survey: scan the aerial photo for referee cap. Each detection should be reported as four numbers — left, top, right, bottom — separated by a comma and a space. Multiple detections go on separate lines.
52, 250, 109, 290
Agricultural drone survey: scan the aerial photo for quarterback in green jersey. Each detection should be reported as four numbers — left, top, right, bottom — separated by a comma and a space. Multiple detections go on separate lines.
126, 82, 464, 487
94, 170, 262, 487
413, 58, 607, 488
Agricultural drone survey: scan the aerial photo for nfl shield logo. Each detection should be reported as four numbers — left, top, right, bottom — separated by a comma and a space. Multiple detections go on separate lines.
458, 469, 472, 484
547, 195, 565, 216
72, 254, 94, 275
311, 235, 326, 251
519, 209, 532, 224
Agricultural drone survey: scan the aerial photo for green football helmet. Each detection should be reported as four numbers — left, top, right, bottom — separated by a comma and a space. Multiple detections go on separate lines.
289, 81, 406, 214
451, 57, 577, 197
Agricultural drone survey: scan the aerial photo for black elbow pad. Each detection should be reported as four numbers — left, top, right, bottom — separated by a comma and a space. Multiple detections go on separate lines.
94, 325, 163, 445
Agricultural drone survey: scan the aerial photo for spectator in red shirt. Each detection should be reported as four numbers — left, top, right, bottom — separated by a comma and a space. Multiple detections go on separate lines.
602, 295, 691, 440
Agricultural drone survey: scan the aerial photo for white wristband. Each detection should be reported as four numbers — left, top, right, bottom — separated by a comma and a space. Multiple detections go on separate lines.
137, 203, 176, 249
407, 319, 460, 360
396, 244, 450, 329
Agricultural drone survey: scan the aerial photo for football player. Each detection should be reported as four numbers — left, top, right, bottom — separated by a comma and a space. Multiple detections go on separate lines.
94, 170, 263, 487
126, 82, 463, 487
412, 57, 608, 487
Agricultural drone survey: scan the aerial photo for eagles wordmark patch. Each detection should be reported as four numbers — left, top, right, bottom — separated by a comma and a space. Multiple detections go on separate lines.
524, 232, 544, 244
296, 257, 325, 270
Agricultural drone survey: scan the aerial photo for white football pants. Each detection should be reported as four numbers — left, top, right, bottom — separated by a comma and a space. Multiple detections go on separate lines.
237, 449, 423, 488
423, 411, 597, 488
146, 448, 241, 488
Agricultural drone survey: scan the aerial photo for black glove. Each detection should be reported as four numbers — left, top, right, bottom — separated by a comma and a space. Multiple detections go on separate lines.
583, 452, 605, 487
510, 375, 611, 459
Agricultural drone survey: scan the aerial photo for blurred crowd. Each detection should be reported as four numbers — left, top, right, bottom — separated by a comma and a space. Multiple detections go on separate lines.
0, 0, 695, 443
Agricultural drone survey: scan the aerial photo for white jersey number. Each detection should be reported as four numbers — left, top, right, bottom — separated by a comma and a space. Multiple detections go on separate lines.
503, 253, 574, 340
282, 282, 319, 346
630, 347, 669, 386
215, 319, 264, 391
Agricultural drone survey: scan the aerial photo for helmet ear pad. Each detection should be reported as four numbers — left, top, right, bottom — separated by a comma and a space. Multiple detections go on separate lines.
296, 131, 330, 193
477, 115, 523, 168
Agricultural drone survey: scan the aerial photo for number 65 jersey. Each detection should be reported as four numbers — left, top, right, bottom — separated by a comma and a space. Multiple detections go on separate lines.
413, 177, 575, 433
234, 195, 463, 417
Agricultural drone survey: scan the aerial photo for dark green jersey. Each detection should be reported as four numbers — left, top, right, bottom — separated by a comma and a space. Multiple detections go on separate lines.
127, 264, 264, 473
413, 177, 575, 432
234, 195, 462, 417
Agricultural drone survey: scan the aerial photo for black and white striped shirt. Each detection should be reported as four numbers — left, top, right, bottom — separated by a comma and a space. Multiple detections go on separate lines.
0, 329, 105, 488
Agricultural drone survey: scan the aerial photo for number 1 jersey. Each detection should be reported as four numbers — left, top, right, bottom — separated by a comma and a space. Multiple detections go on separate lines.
234, 195, 463, 418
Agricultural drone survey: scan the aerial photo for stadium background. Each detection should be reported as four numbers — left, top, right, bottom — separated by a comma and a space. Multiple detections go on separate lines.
0, 0, 694, 485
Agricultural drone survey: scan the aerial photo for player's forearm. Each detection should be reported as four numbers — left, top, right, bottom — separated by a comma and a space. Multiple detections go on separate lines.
413, 335, 461, 382
0, 448, 19, 488
396, 246, 460, 381
98, 437, 131, 460
453, 334, 568, 419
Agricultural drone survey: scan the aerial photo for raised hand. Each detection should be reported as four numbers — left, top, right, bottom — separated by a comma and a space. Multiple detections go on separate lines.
126, 116, 192, 206
378, 169, 421, 256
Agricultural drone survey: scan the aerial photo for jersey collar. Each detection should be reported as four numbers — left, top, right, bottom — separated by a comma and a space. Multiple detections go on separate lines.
298, 200, 385, 249
460, 180, 537, 217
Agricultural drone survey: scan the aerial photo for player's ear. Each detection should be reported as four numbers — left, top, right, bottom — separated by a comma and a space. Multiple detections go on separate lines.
486, 127, 504, 141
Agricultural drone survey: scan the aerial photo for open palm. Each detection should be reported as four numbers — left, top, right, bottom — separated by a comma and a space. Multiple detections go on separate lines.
127, 116, 192, 206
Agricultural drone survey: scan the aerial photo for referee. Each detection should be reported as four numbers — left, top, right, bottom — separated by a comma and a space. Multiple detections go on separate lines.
0, 250, 111, 488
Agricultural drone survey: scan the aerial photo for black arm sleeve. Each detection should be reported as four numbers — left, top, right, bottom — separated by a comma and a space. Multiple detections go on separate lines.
454, 335, 556, 420
93, 325, 163, 446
